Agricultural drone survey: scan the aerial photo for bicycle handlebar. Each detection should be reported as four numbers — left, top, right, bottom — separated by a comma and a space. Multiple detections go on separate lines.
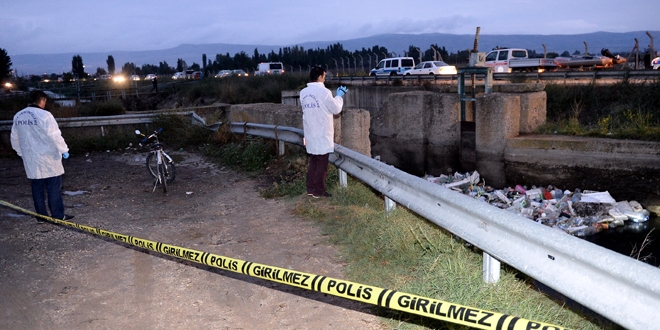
139, 128, 163, 144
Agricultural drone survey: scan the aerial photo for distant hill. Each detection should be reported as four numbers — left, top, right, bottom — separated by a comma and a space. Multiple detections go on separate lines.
11, 31, 659, 76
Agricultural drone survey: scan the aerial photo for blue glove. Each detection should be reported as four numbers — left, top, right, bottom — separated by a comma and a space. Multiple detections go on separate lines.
62, 152, 69, 159
336, 86, 348, 98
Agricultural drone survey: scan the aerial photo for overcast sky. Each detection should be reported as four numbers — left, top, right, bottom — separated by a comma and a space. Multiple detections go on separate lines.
2, 0, 659, 56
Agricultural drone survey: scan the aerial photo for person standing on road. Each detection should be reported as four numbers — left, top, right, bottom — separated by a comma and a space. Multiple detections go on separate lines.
151, 76, 158, 92
301, 66, 347, 198
10, 90, 74, 221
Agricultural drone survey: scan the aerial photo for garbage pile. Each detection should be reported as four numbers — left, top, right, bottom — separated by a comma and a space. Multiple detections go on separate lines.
425, 171, 651, 237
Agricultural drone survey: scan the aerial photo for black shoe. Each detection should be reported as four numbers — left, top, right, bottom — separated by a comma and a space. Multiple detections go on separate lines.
34, 216, 45, 223
321, 192, 332, 198
62, 214, 75, 220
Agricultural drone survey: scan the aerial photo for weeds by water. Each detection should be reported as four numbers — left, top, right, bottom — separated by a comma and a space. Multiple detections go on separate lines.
543, 79, 660, 140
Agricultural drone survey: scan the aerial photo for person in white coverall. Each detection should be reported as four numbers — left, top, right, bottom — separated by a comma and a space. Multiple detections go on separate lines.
301, 66, 347, 198
11, 90, 74, 221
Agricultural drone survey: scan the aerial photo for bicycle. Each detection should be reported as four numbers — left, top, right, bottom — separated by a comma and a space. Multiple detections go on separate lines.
135, 128, 176, 193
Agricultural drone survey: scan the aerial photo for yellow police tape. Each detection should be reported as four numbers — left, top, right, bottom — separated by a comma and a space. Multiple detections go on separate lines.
1, 200, 568, 330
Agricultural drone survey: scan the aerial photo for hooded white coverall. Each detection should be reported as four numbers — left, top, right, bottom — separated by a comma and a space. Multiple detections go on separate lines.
301, 82, 344, 154
11, 105, 69, 179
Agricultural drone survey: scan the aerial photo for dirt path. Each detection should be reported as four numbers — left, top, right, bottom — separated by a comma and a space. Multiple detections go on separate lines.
0, 150, 384, 329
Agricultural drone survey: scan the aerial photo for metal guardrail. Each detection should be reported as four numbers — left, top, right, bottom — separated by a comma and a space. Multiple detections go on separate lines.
2, 113, 658, 328
229, 122, 660, 330
330, 69, 660, 83
0, 110, 208, 132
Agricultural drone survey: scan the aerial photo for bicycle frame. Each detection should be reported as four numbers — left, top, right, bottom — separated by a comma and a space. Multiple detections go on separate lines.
136, 129, 176, 193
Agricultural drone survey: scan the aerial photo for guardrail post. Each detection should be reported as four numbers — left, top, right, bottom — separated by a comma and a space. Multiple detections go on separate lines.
374, 155, 397, 215
278, 140, 285, 156
338, 169, 347, 189
483, 252, 501, 283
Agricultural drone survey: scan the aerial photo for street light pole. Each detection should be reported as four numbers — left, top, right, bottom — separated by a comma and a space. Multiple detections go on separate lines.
415, 47, 422, 64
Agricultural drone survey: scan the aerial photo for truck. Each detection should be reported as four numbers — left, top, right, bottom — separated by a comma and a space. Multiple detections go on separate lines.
484, 48, 557, 73
255, 62, 285, 76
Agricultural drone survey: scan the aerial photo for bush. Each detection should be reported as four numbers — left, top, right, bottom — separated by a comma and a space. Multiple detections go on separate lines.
79, 99, 125, 117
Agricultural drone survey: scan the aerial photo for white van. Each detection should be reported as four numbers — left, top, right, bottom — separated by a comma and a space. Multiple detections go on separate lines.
255, 62, 285, 76
370, 57, 415, 76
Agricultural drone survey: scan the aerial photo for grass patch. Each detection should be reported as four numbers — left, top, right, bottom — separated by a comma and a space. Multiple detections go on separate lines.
543, 79, 660, 140
291, 177, 616, 329
200, 134, 277, 173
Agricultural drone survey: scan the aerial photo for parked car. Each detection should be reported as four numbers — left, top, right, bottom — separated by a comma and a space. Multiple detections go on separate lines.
215, 70, 232, 78
369, 57, 415, 76
192, 71, 202, 79
231, 69, 248, 77
172, 72, 186, 80
403, 61, 457, 75
144, 74, 158, 80
255, 62, 284, 75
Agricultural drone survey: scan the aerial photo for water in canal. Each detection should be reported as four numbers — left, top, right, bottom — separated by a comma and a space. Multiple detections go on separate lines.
584, 215, 660, 267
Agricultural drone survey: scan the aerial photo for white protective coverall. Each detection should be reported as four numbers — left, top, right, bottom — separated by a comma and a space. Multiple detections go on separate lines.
301, 82, 344, 155
11, 106, 69, 179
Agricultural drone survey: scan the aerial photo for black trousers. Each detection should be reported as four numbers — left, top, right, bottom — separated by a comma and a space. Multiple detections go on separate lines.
306, 153, 329, 196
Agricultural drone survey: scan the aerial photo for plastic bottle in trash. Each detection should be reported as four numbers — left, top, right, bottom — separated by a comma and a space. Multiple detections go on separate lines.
577, 226, 599, 237
570, 188, 582, 203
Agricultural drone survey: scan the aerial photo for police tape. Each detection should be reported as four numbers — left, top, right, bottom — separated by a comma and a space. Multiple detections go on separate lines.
1, 200, 568, 330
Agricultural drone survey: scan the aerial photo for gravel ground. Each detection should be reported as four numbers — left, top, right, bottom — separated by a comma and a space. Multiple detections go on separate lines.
0, 150, 385, 330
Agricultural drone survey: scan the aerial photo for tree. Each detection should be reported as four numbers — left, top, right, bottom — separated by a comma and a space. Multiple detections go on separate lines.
121, 62, 137, 74
107, 55, 115, 75
0, 48, 12, 82
176, 58, 187, 72
96, 67, 107, 76
71, 54, 86, 79
202, 54, 207, 70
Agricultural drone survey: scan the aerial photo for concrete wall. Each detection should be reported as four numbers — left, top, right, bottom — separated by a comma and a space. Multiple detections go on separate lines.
370, 91, 461, 175
504, 135, 660, 214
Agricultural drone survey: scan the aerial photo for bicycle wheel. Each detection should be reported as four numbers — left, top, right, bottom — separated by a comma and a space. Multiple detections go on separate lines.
146, 152, 176, 182
146, 152, 158, 178
159, 163, 168, 193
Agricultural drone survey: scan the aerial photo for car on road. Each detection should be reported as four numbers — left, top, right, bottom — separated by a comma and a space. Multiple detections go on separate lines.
403, 61, 457, 75
131, 75, 140, 81
98, 74, 112, 81
144, 74, 157, 80
369, 57, 415, 76
652, 56, 660, 70
231, 69, 248, 77
172, 72, 186, 80
215, 70, 232, 78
